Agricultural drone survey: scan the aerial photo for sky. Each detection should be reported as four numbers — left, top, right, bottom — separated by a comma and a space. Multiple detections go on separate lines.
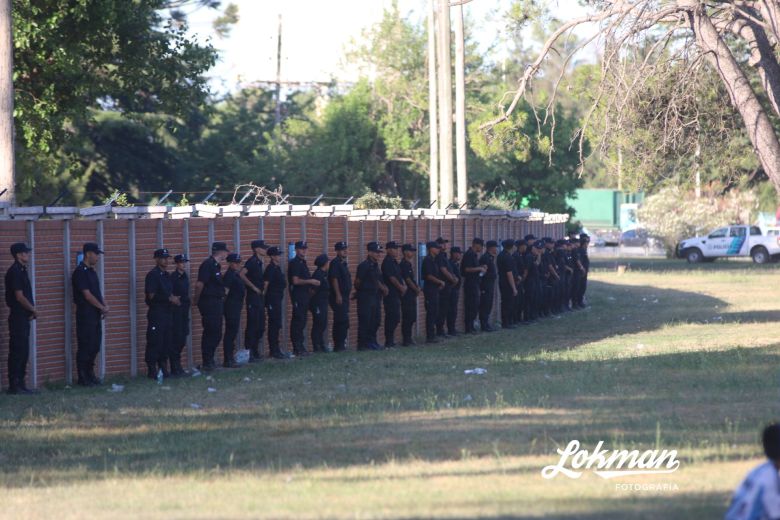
185, 0, 590, 95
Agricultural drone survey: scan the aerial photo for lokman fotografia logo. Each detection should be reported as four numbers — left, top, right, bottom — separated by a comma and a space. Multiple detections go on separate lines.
541, 440, 681, 480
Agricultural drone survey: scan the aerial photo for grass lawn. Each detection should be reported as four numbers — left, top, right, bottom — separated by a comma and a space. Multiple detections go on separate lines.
1, 258, 779, 519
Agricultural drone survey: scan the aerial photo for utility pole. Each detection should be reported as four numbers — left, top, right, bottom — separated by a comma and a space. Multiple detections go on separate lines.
454, 2, 467, 205
274, 14, 283, 126
428, 0, 439, 208
0, 0, 13, 203
436, 0, 453, 208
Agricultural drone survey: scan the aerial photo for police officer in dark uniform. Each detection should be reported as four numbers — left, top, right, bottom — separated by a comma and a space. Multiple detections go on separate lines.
72, 242, 108, 386
381, 241, 405, 347
5, 243, 37, 394
310, 253, 331, 352
434, 237, 457, 337
478, 240, 498, 332
328, 241, 351, 352
497, 239, 518, 329
574, 234, 591, 308
222, 253, 245, 368
241, 240, 267, 363
400, 244, 420, 346
144, 248, 178, 379
170, 254, 190, 376
513, 240, 528, 323
354, 242, 387, 350
460, 238, 486, 334
263, 246, 293, 359
570, 237, 583, 309
554, 240, 573, 312
540, 238, 560, 317
447, 246, 463, 335
193, 241, 228, 371
524, 240, 544, 321
421, 240, 445, 343
288, 241, 319, 357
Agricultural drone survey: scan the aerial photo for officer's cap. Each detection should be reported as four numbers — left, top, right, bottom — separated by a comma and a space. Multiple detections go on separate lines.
543, 237, 554, 244
524, 234, 536, 242
367, 241, 383, 253
211, 241, 229, 253
314, 253, 329, 267
251, 239, 267, 250
266, 246, 281, 257
472, 237, 484, 246
485, 240, 498, 249
580, 233, 590, 242
174, 254, 190, 263
515, 239, 527, 247
10, 243, 31, 256
533, 240, 545, 249
294, 240, 308, 250
450, 246, 463, 254
385, 241, 399, 250
435, 237, 449, 244
154, 248, 170, 259
501, 239, 515, 249
334, 241, 348, 251
83, 242, 104, 255
426, 241, 440, 250
226, 253, 242, 263
402, 243, 416, 252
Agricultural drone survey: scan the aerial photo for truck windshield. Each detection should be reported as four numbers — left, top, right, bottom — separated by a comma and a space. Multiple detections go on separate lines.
729, 227, 746, 237
709, 228, 727, 238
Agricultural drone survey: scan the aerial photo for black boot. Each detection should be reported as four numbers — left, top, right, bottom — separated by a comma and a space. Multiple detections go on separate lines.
248, 347, 263, 363
87, 365, 102, 386
146, 363, 157, 379
170, 356, 185, 377
157, 361, 170, 378
77, 364, 94, 387
6, 376, 19, 394
16, 379, 38, 395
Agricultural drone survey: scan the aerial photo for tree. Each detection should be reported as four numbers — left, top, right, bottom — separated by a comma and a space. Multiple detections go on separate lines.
484, 0, 780, 200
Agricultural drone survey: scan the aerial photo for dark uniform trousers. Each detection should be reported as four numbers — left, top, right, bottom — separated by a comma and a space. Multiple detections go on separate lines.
384, 295, 400, 345
357, 291, 379, 348
310, 299, 328, 350
424, 287, 439, 340
401, 294, 417, 344
436, 286, 451, 335
198, 297, 223, 366
8, 312, 30, 385
330, 300, 349, 350
171, 306, 189, 367
223, 300, 242, 363
244, 295, 265, 356
524, 279, 541, 320
146, 304, 172, 369
574, 273, 588, 306
514, 284, 525, 323
266, 296, 283, 353
479, 282, 495, 329
463, 282, 480, 332
499, 283, 515, 328
76, 307, 102, 371
446, 286, 459, 334
290, 291, 310, 353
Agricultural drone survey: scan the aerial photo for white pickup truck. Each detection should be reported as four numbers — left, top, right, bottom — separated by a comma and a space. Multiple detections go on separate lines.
677, 225, 780, 264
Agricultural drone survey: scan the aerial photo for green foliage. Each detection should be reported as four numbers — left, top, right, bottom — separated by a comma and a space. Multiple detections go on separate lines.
103, 189, 133, 207
353, 191, 404, 210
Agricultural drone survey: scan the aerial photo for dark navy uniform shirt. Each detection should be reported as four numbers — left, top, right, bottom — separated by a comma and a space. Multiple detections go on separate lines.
287, 255, 311, 299
72, 261, 103, 311
478, 253, 497, 283
524, 252, 540, 280
400, 259, 417, 302
461, 248, 481, 286
197, 257, 224, 299
5, 261, 33, 316
513, 251, 526, 279
421, 254, 442, 293
145, 266, 173, 308
263, 263, 286, 301
450, 258, 462, 290
355, 258, 381, 294
171, 270, 190, 305
497, 250, 515, 288
244, 255, 264, 303
435, 251, 450, 282
328, 256, 352, 300
311, 268, 330, 306
223, 268, 245, 307
381, 256, 403, 299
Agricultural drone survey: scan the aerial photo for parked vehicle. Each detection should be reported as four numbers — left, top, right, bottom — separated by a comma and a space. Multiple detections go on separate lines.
619, 228, 661, 248
676, 225, 780, 264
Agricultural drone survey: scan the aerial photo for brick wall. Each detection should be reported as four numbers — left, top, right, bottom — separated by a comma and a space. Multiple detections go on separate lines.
0, 213, 566, 387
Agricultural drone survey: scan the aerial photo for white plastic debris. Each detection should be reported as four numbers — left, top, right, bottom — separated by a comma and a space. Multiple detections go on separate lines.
191, 369, 201, 377
207, 387, 217, 393
463, 394, 473, 402
109, 384, 124, 393
243, 377, 251, 382
464, 368, 487, 375
235, 349, 250, 364
205, 375, 213, 381
190, 403, 202, 409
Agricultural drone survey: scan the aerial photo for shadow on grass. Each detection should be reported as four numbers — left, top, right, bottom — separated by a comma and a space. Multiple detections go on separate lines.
0, 275, 774, 520
591, 257, 780, 272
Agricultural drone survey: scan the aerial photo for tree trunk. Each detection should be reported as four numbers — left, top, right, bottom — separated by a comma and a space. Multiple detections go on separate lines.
689, 4, 780, 195
0, 0, 13, 203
